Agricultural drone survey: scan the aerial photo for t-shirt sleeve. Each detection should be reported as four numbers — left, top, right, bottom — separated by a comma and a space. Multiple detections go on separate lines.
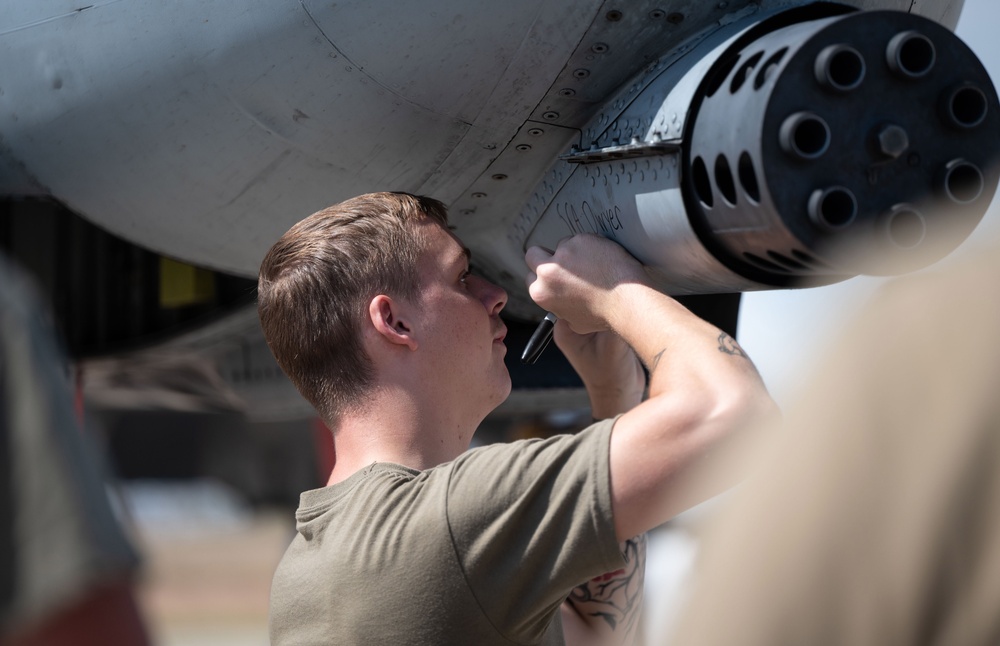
443, 418, 625, 643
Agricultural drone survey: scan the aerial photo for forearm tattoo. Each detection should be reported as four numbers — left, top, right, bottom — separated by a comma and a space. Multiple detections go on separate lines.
649, 349, 666, 373
647, 332, 748, 376
567, 534, 647, 640
717, 332, 748, 358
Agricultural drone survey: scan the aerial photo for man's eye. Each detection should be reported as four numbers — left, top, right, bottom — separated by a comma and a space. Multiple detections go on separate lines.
460, 271, 471, 284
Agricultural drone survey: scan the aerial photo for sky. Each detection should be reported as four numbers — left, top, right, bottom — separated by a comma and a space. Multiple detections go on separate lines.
737, 0, 1000, 407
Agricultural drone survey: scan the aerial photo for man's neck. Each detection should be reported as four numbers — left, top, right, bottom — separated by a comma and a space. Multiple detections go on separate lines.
324, 388, 479, 485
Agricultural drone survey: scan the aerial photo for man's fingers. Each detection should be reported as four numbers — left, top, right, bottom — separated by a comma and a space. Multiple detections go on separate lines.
524, 245, 554, 271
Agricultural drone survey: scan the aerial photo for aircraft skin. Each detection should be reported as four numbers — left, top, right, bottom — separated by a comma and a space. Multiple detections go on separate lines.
1, 0, 996, 418
0, 1, 985, 305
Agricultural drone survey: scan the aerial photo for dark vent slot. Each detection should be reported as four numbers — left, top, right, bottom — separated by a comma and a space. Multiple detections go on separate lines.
744, 253, 789, 273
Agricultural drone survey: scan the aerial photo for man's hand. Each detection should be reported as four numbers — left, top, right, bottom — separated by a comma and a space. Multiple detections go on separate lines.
524, 234, 647, 335
554, 322, 645, 419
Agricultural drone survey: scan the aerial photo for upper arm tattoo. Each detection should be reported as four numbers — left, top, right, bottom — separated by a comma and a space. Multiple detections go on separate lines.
567, 534, 647, 640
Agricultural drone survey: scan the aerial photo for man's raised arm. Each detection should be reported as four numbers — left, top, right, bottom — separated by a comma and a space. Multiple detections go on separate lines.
525, 234, 777, 542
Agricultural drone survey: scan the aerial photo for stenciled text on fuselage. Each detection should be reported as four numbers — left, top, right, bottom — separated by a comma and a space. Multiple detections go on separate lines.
556, 201, 625, 238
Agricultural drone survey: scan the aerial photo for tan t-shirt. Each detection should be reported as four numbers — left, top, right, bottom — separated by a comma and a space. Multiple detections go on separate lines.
269, 419, 624, 645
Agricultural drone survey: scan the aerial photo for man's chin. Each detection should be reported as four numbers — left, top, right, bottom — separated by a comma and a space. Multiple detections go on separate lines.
491, 370, 513, 407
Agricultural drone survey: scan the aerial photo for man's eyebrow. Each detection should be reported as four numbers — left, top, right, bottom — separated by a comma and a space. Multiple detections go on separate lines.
449, 245, 471, 271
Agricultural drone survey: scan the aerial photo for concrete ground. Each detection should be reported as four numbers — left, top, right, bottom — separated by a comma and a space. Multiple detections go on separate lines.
125, 482, 293, 646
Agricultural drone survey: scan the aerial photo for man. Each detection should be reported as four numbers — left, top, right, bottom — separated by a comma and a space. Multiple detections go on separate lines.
667, 244, 1000, 646
257, 192, 774, 645
0, 253, 149, 645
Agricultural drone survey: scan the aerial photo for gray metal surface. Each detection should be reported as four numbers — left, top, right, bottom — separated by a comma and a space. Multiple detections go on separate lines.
0, 0, 972, 316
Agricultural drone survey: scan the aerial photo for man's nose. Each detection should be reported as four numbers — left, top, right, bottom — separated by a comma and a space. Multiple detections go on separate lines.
473, 276, 507, 315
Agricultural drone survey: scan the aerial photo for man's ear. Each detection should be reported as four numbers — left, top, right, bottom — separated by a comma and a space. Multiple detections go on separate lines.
368, 295, 418, 350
